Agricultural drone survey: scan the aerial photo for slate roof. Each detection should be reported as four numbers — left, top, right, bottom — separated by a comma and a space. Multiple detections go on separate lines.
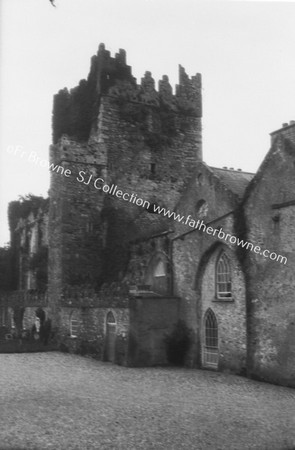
209, 167, 255, 198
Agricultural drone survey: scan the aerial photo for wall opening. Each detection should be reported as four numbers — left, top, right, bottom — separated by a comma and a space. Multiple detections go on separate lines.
216, 252, 232, 299
70, 311, 80, 338
144, 253, 170, 296
105, 311, 116, 363
203, 308, 218, 368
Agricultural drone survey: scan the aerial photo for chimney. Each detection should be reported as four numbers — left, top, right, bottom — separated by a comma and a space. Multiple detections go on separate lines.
270, 120, 295, 146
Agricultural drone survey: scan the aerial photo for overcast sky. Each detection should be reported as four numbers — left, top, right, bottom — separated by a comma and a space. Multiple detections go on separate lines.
1, 0, 295, 246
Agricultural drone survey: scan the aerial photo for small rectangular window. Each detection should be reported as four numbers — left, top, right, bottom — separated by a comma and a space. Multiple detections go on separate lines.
70, 318, 79, 337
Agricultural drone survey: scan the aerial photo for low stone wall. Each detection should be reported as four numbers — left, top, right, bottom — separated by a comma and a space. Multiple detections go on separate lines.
58, 305, 130, 365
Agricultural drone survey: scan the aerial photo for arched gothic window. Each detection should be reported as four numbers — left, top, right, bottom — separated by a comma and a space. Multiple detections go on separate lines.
216, 252, 232, 299
144, 253, 169, 296
204, 309, 218, 348
154, 260, 166, 277
203, 308, 218, 367
106, 311, 116, 324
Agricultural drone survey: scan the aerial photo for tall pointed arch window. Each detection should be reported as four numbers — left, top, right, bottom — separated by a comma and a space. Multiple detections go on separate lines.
106, 311, 116, 325
216, 252, 232, 299
154, 260, 166, 278
203, 308, 218, 367
105, 311, 116, 363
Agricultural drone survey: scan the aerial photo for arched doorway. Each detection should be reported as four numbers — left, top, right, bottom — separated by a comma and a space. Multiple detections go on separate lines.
105, 311, 116, 363
203, 308, 218, 368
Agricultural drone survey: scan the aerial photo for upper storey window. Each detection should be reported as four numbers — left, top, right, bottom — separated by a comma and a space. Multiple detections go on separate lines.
144, 253, 169, 296
196, 199, 208, 219
154, 260, 166, 278
216, 252, 232, 299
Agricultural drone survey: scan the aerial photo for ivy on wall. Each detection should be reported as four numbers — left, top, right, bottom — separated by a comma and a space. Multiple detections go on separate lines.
8, 195, 48, 234
0, 246, 13, 290
7, 195, 49, 290
29, 247, 48, 291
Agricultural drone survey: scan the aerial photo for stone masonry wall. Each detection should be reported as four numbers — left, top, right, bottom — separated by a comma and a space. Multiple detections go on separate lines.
242, 138, 295, 387
200, 245, 247, 372
49, 138, 106, 287
171, 163, 246, 370
23, 306, 50, 333
59, 305, 129, 364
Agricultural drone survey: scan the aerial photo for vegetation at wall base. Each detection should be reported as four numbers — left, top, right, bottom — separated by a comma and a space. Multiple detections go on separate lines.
164, 320, 193, 366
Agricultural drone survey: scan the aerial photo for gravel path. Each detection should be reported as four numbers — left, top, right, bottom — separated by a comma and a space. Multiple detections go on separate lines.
0, 352, 294, 450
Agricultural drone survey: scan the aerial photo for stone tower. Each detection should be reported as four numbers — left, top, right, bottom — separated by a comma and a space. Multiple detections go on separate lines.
48, 43, 202, 318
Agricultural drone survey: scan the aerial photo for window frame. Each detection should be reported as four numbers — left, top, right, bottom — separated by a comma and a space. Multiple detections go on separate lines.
153, 259, 166, 278
10, 310, 15, 329
215, 251, 233, 301
70, 311, 80, 338
204, 308, 218, 349
196, 199, 208, 219
106, 311, 116, 325
203, 308, 219, 368
144, 251, 170, 296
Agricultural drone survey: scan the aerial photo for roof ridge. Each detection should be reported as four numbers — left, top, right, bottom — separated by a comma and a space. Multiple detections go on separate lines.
209, 166, 255, 175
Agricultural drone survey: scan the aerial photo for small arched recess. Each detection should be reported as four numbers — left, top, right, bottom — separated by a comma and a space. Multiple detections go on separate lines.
144, 252, 170, 296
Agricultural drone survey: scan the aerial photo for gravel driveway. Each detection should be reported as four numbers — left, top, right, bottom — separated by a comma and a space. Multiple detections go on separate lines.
0, 352, 294, 450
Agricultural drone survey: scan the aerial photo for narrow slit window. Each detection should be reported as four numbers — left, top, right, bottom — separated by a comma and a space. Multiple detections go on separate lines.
70, 312, 80, 337
150, 163, 156, 175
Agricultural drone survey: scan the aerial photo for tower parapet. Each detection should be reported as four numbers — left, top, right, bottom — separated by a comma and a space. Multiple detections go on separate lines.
176, 65, 202, 115
52, 43, 202, 144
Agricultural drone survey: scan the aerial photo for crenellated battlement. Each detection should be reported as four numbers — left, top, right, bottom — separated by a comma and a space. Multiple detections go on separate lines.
52, 43, 202, 143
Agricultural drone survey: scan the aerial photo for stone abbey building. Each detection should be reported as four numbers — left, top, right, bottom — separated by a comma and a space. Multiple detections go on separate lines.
1, 44, 295, 387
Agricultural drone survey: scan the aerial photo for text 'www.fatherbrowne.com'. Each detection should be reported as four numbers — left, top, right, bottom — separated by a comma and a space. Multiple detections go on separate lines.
75, 172, 287, 265
6, 146, 287, 266
152, 204, 287, 265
